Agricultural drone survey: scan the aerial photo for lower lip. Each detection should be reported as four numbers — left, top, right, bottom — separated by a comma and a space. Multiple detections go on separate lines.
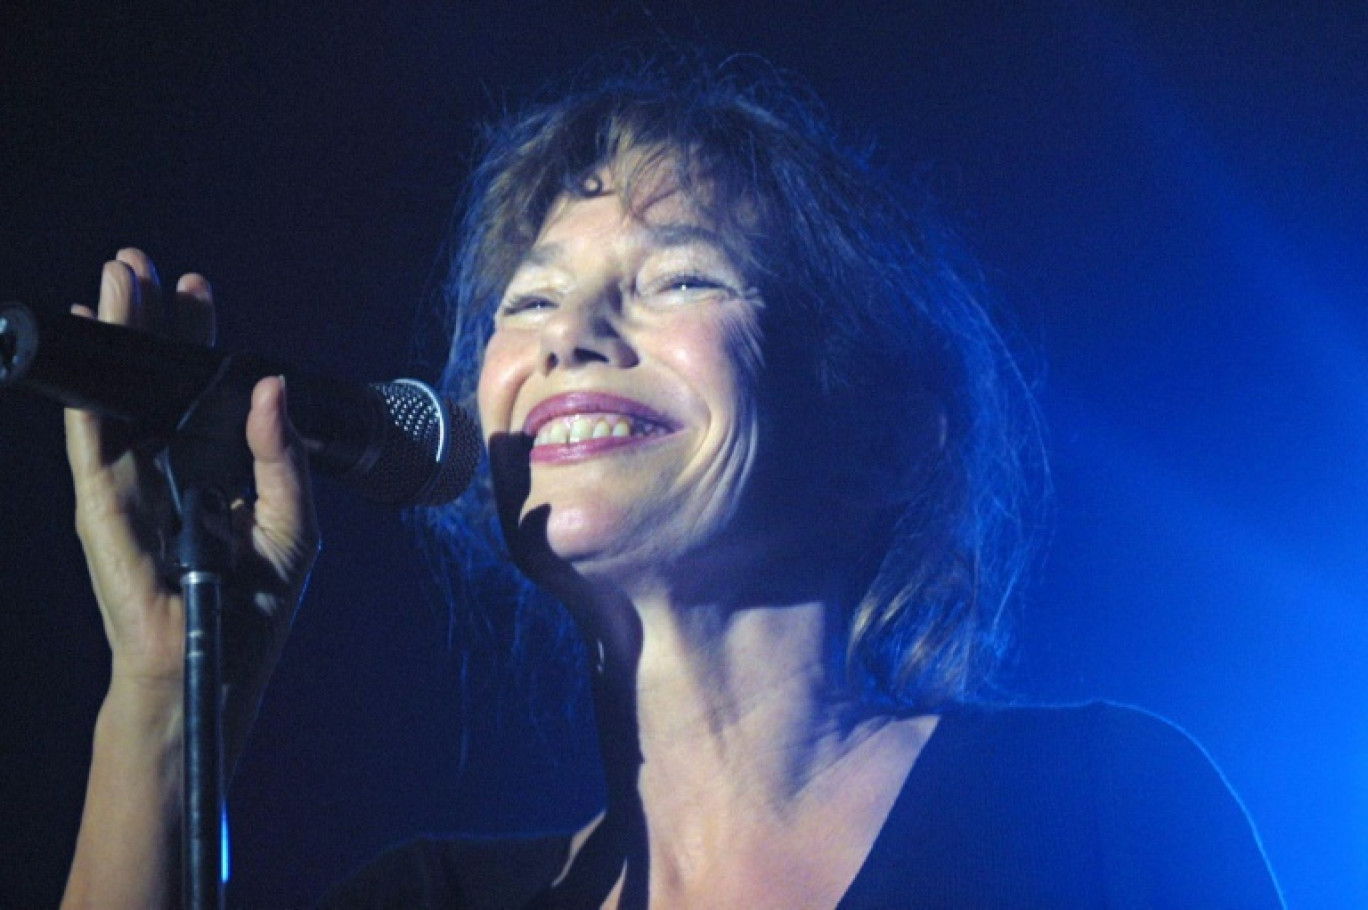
528, 432, 672, 464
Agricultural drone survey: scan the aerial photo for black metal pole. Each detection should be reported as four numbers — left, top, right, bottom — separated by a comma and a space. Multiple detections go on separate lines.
161, 378, 254, 910
178, 487, 228, 910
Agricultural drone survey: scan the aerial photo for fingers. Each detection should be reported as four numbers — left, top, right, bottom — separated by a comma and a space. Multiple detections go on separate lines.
62, 309, 103, 475
65, 250, 217, 465
64, 256, 149, 475
102, 249, 159, 329
96, 249, 215, 343
245, 377, 321, 579
67, 249, 314, 572
172, 272, 216, 346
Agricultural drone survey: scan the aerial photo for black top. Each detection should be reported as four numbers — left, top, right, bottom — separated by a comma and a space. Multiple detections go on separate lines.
317, 702, 1283, 909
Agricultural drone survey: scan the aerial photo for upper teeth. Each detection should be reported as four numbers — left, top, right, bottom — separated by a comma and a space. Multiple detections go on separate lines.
532, 413, 662, 446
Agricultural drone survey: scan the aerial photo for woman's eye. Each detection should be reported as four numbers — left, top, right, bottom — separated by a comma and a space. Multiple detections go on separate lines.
668, 276, 719, 292
647, 274, 730, 301
499, 295, 555, 317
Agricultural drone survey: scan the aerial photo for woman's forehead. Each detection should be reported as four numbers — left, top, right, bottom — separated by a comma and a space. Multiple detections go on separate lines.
528, 172, 717, 249
528, 152, 761, 265
535, 190, 700, 243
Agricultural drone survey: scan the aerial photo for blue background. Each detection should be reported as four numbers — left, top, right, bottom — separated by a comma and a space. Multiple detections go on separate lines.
2, 3, 1364, 906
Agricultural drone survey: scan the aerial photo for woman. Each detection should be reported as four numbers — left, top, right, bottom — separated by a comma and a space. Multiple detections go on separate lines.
61, 61, 1280, 908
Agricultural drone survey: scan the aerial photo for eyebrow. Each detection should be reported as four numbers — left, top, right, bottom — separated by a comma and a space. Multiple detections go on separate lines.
645, 222, 733, 252
513, 222, 739, 272
516, 245, 563, 269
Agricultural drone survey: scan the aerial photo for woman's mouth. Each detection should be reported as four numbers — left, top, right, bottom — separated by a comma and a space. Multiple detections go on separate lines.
532, 412, 670, 447
523, 392, 678, 461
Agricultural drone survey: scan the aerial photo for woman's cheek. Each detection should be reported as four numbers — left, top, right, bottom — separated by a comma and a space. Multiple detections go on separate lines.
476, 332, 523, 435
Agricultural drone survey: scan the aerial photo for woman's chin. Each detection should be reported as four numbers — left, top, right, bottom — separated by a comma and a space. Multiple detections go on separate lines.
543, 521, 674, 590
510, 504, 621, 568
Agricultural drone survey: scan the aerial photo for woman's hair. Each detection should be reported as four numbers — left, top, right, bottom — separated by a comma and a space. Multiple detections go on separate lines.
417, 53, 1045, 712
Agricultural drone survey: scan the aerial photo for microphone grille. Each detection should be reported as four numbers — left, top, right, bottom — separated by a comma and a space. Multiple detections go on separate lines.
360, 379, 481, 506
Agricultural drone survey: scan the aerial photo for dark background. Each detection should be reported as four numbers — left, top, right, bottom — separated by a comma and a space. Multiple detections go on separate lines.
3, 2, 1365, 907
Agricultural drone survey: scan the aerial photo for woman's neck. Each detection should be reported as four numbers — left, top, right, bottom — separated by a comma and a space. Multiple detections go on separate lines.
580, 587, 935, 896
629, 597, 859, 803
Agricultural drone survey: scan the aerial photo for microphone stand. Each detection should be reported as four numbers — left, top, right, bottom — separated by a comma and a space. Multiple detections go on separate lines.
2, 302, 474, 905
3, 302, 251, 908
160, 362, 258, 910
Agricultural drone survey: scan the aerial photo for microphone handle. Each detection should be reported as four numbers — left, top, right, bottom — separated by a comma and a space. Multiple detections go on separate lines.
2, 302, 225, 429
0, 303, 388, 478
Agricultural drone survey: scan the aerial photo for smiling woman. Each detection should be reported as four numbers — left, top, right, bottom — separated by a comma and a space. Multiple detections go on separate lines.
429, 60, 1040, 714
58, 54, 1283, 910
480, 172, 767, 585
356, 56, 1281, 908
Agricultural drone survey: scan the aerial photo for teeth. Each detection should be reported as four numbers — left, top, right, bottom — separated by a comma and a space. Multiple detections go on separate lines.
532, 412, 660, 447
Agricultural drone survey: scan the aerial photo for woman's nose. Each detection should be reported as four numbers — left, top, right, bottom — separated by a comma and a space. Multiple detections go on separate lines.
539, 291, 639, 373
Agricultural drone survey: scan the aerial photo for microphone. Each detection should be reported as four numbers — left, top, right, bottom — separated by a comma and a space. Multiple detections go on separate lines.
0, 302, 481, 506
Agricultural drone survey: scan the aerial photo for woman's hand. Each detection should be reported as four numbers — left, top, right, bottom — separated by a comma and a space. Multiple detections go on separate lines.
64, 247, 319, 704
61, 248, 320, 910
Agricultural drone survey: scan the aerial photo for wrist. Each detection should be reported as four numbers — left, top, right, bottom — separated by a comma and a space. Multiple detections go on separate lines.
100, 674, 185, 750
64, 674, 184, 910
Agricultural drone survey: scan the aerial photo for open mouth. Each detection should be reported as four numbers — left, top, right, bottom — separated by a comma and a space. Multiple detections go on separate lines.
532, 412, 672, 447
523, 392, 679, 456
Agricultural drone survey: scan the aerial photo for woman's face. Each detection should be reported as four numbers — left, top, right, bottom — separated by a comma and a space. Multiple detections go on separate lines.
477, 165, 768, 592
